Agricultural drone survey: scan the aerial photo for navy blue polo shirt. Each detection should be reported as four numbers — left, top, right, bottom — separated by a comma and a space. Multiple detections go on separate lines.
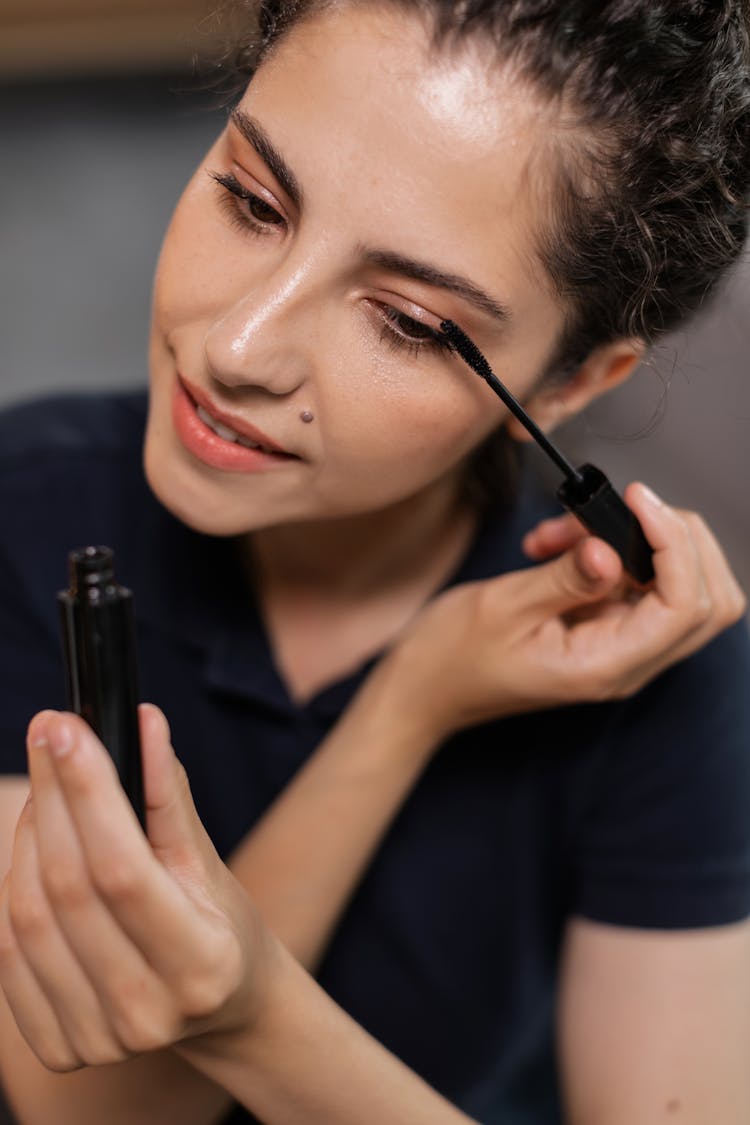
2, 391, 750, 1125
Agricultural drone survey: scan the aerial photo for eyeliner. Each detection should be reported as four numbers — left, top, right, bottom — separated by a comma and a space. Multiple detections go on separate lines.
440, 319, 655, 584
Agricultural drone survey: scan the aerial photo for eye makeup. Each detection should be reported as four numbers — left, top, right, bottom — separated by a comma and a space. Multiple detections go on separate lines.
440, 319, 655, 584
209, 169, 287, 237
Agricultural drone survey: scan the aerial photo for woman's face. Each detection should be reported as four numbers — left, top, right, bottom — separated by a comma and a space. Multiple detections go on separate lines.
146, 4, 569, 535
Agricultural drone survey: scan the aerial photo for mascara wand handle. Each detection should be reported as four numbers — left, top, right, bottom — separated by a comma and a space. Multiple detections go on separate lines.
557, 465, 655, 585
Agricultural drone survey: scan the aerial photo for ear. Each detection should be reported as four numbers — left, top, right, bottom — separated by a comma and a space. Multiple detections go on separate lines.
506, 339, 645, 441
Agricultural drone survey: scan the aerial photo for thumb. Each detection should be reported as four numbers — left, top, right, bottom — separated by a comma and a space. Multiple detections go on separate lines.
517, 536, 623, 617
138, 703, 215, 873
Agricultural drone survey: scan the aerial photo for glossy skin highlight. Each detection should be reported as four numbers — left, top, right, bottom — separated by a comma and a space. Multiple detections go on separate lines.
144, 6, 577, 538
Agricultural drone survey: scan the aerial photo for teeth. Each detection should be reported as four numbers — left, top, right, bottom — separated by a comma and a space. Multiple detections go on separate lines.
197, 403, 275, 453
197, 404, 239, 442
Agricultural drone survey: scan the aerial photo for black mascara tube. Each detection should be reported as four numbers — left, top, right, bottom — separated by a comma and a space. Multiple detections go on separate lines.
58, 546, 145, 828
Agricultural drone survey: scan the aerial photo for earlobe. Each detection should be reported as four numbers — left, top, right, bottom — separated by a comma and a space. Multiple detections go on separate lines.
506, 339, 645, 441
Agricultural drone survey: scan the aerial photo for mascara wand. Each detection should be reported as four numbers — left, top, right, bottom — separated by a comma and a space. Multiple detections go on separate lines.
440, 319, 655, 584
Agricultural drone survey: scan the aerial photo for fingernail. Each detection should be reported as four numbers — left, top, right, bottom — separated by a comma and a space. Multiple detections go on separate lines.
48, 720, 73, 759
638, 483, 663, 509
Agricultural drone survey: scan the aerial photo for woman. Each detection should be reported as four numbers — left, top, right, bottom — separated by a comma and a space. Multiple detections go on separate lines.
0, 1, 749, 1122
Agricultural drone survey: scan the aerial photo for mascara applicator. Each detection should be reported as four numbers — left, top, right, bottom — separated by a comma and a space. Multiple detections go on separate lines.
440, 319, 655, 584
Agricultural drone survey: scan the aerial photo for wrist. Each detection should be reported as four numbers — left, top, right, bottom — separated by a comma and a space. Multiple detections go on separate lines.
362, 642, 453, 751
175, 919, 285, 1075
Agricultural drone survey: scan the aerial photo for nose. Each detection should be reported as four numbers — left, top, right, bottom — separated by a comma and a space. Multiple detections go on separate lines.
204, 259, 321, 396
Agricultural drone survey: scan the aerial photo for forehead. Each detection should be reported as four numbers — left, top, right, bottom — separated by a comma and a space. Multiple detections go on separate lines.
243, 5, 560, 307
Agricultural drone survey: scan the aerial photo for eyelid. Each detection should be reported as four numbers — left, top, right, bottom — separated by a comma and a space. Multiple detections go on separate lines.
225, 127, 294, 214
368, 289, 444, 333
232, 162, 288, 219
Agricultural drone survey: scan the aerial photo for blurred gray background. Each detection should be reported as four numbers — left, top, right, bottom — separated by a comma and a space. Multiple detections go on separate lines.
0, 6, 748, 598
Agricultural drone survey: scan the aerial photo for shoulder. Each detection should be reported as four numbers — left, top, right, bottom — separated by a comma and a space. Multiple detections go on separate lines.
0, 390, 147, 467
0, 390, 150, 527
0, 390, 157, 639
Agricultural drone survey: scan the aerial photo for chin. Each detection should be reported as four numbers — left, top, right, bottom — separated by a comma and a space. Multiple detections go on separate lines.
143, 442, 251, 537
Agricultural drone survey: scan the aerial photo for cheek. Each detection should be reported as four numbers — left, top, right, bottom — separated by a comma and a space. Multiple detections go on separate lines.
151, 176, 229, 328
316, 351, 503, 487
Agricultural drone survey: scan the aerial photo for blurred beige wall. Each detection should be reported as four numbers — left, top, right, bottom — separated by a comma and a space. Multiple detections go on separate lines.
0, 0, 222, 79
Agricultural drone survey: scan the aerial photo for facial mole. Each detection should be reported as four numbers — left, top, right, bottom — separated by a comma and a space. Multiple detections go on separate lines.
300, 410, 314, 423
666, 1098, 682, 1114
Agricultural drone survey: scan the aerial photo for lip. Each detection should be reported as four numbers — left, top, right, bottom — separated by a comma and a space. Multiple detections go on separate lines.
179, 375, 291, 454
172, 377, 299, 473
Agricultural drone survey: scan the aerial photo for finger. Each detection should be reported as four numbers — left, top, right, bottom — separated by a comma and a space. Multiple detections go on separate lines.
522, 513, 587, 560
561, 487, 712, 685
642, 510, 747, 669
139, 704, 216, 875
0, 870, 80, 1072
28, 717, 176, 1056
509, 536, 623, 619
678, 511, 747, 627
41, 713, 230, 1000
624, 483, 708, 614
5, 783, 117, 1066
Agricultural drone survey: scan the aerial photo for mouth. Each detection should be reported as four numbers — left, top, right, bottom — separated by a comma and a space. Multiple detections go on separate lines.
172, 376, 300, 473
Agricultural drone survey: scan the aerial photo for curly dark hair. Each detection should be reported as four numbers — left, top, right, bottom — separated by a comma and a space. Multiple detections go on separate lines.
218, 0, 750, 501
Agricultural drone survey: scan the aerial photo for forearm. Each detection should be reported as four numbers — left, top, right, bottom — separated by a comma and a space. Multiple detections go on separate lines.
228, 651, 440, 969
178, 935, 475, 1125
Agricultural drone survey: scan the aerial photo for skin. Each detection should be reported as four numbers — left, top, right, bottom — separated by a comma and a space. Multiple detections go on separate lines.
0, 6, 749, 1125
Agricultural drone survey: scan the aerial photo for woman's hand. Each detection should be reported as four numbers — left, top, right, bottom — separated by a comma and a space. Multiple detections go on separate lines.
0, 706, 272, 1073
383, 482, 746, 740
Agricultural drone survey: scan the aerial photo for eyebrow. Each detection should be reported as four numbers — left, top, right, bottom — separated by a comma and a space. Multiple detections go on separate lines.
229, 108, 511, 328
229, 108, 303, 210
360, 248, 512, 327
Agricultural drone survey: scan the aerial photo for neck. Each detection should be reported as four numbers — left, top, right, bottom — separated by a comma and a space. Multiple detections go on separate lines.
246, 475, 476, 602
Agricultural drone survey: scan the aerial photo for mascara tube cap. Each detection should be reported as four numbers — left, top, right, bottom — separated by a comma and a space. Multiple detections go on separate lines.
557, 464, 655, 585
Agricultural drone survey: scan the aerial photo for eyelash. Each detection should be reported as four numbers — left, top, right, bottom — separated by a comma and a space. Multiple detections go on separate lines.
209, 169, 452, 359
374, 306, 453, 358
209, 170, 286, 237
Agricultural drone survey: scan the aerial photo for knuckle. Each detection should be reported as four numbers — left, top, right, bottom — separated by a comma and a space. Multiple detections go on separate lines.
9, 890, 50, 938
114, 1006, 178, 1054
178, 971, 230, 1020
37, 1042, 82, 1073
90, 858, 142, 904
683, 510, 707, 537
80, 1040, 126, 1068
558, 657, 616, 703
178, 938, 239, 1020
42, 861, 91, 911
691, 589, 713, 626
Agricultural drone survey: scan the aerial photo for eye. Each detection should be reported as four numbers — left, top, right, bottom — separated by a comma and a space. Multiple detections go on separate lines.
375, 303, 453, 358
208, 170, 286, 234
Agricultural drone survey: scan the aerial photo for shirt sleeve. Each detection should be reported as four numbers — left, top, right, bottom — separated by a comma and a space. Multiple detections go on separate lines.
571, 619, 750, 929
